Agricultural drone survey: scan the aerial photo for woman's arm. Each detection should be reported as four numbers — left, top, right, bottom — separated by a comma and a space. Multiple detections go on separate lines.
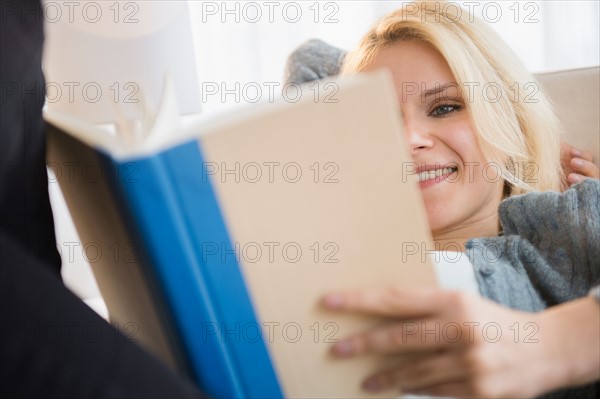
322, 287, 600, 398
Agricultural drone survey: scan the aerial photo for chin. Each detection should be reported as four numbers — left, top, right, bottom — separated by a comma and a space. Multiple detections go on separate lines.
424, 212, 451, 238
424, 197, 454, 223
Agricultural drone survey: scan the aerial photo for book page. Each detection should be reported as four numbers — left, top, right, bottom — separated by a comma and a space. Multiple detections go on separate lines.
42, 1, 201, 124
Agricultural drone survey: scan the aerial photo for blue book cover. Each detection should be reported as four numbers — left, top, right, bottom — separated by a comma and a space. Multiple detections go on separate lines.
46, 71, 437, 398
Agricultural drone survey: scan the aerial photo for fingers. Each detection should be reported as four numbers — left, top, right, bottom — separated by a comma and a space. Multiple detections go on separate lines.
568, 173, 586, 185
570, 157, 599, 180
323, 289, 480, 356
362, 350, 468, 393
561, 143, 598, 184
406, 380, 480, 398
322, 286, 453, 319
569, 147, 593, 163
405, 378, 511, 398
562, 145, 599, 188
331, 319, 455, 357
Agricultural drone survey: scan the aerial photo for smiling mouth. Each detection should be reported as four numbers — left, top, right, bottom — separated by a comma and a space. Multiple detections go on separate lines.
417, 167, 458, 183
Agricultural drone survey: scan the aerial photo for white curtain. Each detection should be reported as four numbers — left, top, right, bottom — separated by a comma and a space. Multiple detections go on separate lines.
188, 0, 600, 113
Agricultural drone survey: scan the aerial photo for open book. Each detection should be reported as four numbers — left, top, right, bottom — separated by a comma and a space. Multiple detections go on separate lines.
45, 71, 437, 398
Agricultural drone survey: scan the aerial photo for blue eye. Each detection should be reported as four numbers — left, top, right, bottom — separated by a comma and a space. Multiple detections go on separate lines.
430, 103, 461, 117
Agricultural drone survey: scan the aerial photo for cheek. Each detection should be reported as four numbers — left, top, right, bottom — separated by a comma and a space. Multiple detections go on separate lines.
445, 119, 485, 163
442, 119, 500, 189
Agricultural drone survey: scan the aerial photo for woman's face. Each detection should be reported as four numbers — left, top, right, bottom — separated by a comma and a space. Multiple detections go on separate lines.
362, 41, 504, 242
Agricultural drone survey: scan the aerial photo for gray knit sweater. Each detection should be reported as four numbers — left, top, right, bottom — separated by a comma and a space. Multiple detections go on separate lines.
468, 179, 599, 311
283, 39, 346, 85
285, 40, 600, 398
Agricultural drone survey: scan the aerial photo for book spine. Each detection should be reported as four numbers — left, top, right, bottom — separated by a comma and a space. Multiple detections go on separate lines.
101, 141, 282, 399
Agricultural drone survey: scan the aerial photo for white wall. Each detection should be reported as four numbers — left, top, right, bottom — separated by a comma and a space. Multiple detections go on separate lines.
189, 0, 600, 113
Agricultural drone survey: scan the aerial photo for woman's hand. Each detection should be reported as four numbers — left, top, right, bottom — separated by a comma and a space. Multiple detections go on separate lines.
561, 143, 599, 189
322, 287, 598, 398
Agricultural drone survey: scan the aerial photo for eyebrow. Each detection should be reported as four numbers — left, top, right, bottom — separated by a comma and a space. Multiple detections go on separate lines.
422, 82, 459, 98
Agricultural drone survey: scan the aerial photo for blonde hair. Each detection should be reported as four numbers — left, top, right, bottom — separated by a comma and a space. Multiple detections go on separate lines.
341, 1, 564, 194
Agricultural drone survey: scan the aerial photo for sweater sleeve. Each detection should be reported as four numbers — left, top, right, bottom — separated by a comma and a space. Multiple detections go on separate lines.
283, 39, 346, 85
499, 179, 600, 270
468, 179, 600, 311
501, 179, 600, 301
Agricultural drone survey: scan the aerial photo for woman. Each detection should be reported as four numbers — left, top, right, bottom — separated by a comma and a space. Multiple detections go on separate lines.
317, 2, 599, 398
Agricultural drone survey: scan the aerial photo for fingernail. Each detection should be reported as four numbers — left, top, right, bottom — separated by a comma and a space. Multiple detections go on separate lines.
363, 377, 382, 392
322, 294, 345, 309
571, 148, 583, 157
332, 340, 354, 357
572, 158, 584, 168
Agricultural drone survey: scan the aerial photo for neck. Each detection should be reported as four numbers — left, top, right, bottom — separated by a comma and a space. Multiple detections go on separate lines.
432, 213, 500, 251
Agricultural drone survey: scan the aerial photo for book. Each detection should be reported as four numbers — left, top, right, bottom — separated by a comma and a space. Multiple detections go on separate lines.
45, 70, 437, 398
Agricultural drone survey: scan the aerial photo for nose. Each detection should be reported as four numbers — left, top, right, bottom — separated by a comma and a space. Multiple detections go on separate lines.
403, 113, 435, 154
